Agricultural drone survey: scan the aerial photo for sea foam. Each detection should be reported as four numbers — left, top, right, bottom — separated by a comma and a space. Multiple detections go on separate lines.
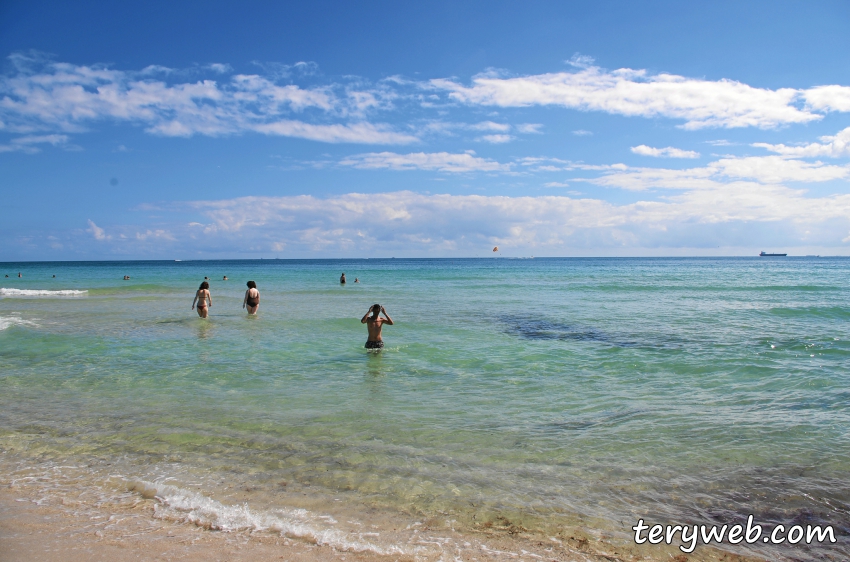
130, 480, 414, 556
0, 288, 88, 297
0, 315, 38, 331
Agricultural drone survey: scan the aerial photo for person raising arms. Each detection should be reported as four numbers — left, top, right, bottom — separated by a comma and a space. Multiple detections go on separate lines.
360, 304, 393, 349
192, 281, 212, 318
243, 280, 260, 315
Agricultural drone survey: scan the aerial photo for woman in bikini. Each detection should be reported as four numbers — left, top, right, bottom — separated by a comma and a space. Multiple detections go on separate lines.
243, 280, 260, 315
192, 281, 212, 318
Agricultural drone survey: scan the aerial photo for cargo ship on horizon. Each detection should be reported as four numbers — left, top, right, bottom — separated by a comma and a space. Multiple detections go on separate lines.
759, 251, 787, 257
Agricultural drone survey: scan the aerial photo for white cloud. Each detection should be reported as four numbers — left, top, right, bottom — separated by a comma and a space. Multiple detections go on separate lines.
430, 65, 823, 129
135, 229, 175, 241
714, 156, 848, 183
572, 129, 592, 136
0, 56, 414, 144
175, 186, 850, 254
477, 134, 514, 144
803, 85, 850, 112
340, 151, 512, 173
753, 126, 850, 158
544, 182, 570, 187
253, 121, 417, 144
0, 133, 70, 153
14, 134, 69, 145
86, 219, 109, 240
516, 123, 543, 134
631, 145, 700, 158
583, 155, 850, 191
207, 63, 232, 74
469, 121, 511, 132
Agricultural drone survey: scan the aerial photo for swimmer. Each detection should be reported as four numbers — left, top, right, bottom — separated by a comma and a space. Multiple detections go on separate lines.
123, 275, 130, 280
243, 280, 260, 315
204, 276, 209, 280
18, 272, 22, 278
360, 304, 393, 349
340, 272, 346, 284
52, 275, 56, 278
223, 275, 228, 280
192, 281, 212, 318
4, 275, 8, 278
354, 278, 360, 283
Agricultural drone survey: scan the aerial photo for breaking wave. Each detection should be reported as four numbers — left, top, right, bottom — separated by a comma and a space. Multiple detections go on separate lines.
129, 480, 416, 556
0, 288, 88, 297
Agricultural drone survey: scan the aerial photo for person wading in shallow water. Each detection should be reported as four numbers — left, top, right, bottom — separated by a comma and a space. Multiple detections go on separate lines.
360, 304, 393, 349
192, 281, 212, 318
243, 280, 260, 315
340, 272, 346, 284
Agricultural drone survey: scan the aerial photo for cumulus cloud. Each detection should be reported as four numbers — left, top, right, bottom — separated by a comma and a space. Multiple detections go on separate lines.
173, 186, 850, 254
430, 65, 826, 129
0, 55, 414, 144
753, 126, 850, 158
803, 85, 850, 112
340, 151, 512, 173
86, 219, 109, 240
35, 173, 850, 256
631, 145, 700, 158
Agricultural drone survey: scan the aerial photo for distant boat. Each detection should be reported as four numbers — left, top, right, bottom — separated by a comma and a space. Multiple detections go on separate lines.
175, 259, 182, 262
759, 251, 787, 257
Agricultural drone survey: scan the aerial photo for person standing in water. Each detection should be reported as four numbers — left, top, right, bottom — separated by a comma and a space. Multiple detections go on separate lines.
361, 304, 393, 349
340, 272, 346, 284
243, 280, 260, 315
192, 281, 212, 318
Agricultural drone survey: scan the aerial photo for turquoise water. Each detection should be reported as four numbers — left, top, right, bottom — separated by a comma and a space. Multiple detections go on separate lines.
1, 258, 848, 559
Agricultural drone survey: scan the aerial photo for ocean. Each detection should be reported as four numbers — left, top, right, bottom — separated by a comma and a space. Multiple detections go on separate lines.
1, 258, 848, 560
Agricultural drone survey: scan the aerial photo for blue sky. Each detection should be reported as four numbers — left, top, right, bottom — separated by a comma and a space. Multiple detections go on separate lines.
2, 0, 850, 259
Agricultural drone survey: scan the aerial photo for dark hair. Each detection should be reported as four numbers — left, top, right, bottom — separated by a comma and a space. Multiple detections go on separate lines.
247, 280, 257, 289
199, 281, 209, 290
371, 303, 381, 314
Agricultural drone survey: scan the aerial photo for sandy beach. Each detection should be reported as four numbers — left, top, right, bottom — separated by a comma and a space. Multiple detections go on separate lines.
1, 470, 765, 562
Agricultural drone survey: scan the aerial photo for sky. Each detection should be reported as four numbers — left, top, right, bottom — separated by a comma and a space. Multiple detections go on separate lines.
2, 0, 850, 259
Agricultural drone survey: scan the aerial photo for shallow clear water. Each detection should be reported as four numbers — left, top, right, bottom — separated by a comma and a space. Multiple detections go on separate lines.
1, 258, 849, 559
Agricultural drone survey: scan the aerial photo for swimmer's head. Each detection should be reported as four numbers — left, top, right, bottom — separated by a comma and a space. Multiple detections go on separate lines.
371, 303, 381, 315
246, 280, 257, 289
199, 281, 210, 290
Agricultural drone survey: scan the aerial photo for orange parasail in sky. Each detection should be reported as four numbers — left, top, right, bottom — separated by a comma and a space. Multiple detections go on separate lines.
493, 246, 499, 252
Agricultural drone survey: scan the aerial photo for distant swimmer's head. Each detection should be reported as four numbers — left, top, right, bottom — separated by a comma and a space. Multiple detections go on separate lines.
199, 281, 210, 290
247, 280, 257, 289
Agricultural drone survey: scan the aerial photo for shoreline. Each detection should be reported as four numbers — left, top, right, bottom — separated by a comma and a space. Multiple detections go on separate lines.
0, 463, 766, 562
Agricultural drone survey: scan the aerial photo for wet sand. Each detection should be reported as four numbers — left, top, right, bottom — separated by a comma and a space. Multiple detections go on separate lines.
1, 483, 765, 562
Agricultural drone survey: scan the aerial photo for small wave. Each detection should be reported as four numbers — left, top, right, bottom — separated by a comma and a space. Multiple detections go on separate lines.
0, 288, 88, 297
129, 480, 412, 556
0, 315, 38, 331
